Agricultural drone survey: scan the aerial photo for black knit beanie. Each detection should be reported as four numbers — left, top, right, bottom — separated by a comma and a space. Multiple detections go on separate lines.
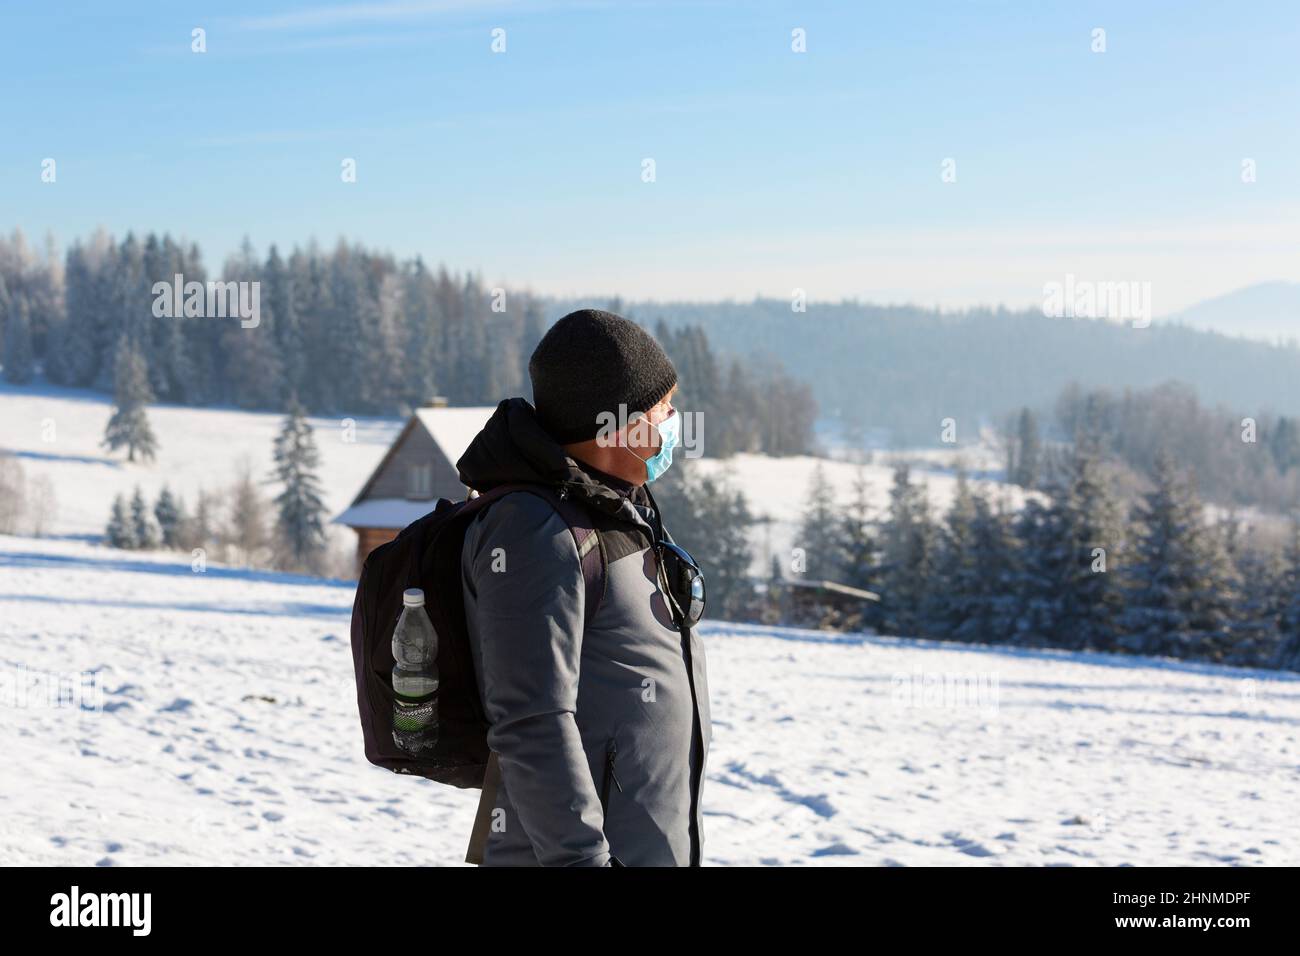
528, 309, 678, 444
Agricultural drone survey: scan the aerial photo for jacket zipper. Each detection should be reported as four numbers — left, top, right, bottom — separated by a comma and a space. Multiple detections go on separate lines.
679, 625, 704, 866
599, 738, 622, 814
643, 482, 705, 866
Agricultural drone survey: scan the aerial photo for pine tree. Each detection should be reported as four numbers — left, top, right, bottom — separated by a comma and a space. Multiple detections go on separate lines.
715, 358, 761, 456
130, 486, 159, 549
49, 237, 107, 387
924, 470, 979, 640
1275, 520, 1300, 671
1054, 447, 1127, 651
693, 472, 755, 620
1118, 453, 1236, 661
103, 337, 158, 462
106, 493, 136, 549
956, 493, 1021, 644
1010, 495, 1063, 647
2, 281, 36, 384
878, 464, 937, 637
270, 400, 328, 572
1013, 408, 1041, 488
1269, 417, 1300, 475
519, 296, 545, 396
838, 466, 879, 594
154, 485, 182, 548
1225, 522, 1281, 666
794, 463, 841, 581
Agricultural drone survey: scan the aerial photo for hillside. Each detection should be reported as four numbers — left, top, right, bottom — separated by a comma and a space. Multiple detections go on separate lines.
571, 298, 1300, 444
0, 380, 403, 548
0, 382, 1027, 577
2, 534, 1296, 866
1167, 281, 1300, 344
690, 447, 1033, 576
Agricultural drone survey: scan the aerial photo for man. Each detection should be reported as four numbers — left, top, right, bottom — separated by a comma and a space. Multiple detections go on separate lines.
455, 308, 711, 866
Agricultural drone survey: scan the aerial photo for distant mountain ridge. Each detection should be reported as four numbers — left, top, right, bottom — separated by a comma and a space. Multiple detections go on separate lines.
1165, 281, 1300, 344
548, 296, 1300, 444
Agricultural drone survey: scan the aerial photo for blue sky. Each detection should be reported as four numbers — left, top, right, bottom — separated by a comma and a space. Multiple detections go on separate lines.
3, 0, 1298, 312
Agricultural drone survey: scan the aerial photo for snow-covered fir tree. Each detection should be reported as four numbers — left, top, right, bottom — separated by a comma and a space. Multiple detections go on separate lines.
794, 463, 842, 582
1118, 453, 1236, 661
837, 466, 880, 595
1272, 519, 1300, 671
1223, 519, 1282, 666
878, 464, 937, 637
1012, 408, 1041, 488
953, 492, 1021, 644
1052, 446, 1127, 652
1011, 495, 1063, 647
105, 493, 136, 549
2, 279, 37, 384
923, 470, 979, 640
270, 400, 328, 572
153, 485, 183, 549
129, 486, 159, 550
102, 337, 158, 463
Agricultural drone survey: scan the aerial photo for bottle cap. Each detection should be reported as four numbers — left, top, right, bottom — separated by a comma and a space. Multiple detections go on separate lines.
402, 588, 425, 607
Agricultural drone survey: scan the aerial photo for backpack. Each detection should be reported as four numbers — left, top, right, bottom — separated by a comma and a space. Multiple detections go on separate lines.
348, 483, 606, 792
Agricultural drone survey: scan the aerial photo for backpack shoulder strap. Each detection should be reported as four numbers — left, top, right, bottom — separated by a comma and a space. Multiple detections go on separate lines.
463, 483, 607, 627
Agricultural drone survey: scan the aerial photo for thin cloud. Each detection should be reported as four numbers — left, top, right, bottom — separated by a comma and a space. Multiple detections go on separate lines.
234, 0, 596, 33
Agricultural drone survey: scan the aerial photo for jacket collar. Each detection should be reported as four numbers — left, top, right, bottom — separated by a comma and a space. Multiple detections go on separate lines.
457, 397, 656, 536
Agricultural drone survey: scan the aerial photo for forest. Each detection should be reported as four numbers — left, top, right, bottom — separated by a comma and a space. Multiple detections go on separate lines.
3, 227, 1299, 670
0, 229, 816, 458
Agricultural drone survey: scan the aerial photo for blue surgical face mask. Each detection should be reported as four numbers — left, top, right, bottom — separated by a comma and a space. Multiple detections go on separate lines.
642, 409, 680, 482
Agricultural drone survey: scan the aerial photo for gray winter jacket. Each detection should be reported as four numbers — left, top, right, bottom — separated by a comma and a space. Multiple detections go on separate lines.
457, 399, 711, 867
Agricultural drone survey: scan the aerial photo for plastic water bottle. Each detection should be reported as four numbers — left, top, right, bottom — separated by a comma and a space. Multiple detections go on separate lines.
392, 588, 440, 756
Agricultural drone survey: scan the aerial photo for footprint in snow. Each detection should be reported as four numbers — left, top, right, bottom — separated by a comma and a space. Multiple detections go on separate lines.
811, 843, 858, 857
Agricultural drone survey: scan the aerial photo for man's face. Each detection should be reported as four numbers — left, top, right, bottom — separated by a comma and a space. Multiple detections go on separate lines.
623, 387, 678, 460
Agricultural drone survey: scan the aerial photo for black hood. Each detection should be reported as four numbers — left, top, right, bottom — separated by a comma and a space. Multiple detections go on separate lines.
456, 398, 643, 520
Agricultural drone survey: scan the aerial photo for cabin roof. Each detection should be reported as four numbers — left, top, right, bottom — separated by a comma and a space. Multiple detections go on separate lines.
785, 578, 882, 602
333, 497, 440, 529
334, 404, 496, 529
413, 405, 497, 464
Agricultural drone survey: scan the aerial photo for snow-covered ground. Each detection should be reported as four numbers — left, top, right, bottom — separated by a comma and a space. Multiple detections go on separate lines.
3, 534, 1296, 866
1, 381, 1030, 578
0, 380, 402, 549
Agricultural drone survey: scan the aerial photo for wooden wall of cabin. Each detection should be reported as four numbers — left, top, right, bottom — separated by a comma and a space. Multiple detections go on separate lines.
355, 527, 400, 575
364, 424, 464, 503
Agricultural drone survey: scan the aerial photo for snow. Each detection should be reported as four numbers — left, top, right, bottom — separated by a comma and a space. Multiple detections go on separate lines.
413, 405, 496, 471
0, 383, 1033, 577
332, 498, 437, 530
3, 383, 1293, 866
3, 532, 1296, 866
0, 381, 403, 550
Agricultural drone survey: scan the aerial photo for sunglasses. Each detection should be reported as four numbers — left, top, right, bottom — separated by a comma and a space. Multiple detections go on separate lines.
657, 540, 706, 627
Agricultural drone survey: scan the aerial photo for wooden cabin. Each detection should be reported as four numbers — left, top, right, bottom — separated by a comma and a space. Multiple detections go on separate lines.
333, 398, 496, 575
784, 578, 881, 631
